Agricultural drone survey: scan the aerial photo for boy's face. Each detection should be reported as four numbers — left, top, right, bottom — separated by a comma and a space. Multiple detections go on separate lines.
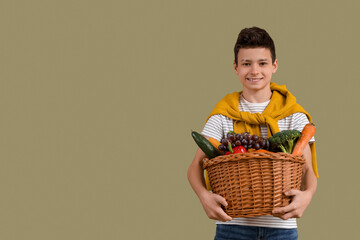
234, 48, 278, 93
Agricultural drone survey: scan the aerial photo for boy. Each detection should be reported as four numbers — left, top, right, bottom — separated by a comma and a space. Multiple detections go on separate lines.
187, 27, 318, 240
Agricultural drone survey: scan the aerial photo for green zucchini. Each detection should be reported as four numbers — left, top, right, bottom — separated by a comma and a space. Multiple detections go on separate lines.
191, 130, 221, 159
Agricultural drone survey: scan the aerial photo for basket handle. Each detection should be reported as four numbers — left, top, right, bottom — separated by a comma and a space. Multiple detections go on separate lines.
202, 157, 209, 169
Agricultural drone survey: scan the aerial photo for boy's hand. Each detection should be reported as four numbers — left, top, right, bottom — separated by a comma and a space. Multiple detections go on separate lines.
199, 191, 233, 222
272, 189, 312, 220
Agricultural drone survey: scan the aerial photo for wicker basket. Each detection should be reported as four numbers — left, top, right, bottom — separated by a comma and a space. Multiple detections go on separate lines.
202, 152, 305, 218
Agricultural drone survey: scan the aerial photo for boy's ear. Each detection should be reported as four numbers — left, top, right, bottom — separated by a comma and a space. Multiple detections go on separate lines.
272, 59, 278, 73
233, 61, 239, 73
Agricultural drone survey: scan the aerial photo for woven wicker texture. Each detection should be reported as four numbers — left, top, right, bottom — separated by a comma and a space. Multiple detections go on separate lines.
203, 152, 305, 218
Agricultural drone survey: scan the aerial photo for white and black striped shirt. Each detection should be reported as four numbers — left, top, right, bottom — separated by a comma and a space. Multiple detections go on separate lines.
201, 94, 314, 229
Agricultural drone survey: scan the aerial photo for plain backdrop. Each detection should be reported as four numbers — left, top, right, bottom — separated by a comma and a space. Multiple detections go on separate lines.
1, 0, 359, 239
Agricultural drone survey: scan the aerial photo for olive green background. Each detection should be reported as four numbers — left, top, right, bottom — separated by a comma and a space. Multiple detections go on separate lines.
0, 0, 359, 239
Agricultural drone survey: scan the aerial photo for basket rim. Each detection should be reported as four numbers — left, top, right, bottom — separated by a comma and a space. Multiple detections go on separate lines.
203, 152, 305, 169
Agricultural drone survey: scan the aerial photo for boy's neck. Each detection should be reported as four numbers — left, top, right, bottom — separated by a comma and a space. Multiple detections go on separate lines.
242, 88, 272, 103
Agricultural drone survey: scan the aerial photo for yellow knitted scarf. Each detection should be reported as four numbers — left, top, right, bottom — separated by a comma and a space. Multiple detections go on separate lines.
206, 82, 318, 179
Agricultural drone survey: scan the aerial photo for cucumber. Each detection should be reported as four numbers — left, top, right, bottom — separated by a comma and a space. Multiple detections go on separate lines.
191, 130, 221, 159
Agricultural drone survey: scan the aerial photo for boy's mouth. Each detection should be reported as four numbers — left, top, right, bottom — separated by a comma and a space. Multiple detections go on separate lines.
246, 77, 263, 82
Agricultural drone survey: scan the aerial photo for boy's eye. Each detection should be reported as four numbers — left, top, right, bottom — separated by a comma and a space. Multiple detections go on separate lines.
242, 63, 250, 66
260, 62, 267, 66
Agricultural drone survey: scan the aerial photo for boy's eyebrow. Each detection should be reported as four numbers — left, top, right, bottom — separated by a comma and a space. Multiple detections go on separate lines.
240, 58, 269, 62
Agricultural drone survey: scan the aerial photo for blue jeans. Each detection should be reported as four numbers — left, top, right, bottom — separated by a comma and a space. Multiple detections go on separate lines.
214, 224, 298, 240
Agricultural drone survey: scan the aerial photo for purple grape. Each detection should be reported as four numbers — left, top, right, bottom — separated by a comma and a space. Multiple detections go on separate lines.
265, 140, 270, 149
218, 145, 225, 151
227, 132, 235, 141
251, 135, 259, 141
261, 139, 266, 147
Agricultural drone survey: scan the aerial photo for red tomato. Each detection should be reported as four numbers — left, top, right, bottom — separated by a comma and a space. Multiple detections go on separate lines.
233, 146, 247, 154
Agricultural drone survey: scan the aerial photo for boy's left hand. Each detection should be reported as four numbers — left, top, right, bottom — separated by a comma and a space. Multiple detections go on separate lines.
272, 189, 312, 220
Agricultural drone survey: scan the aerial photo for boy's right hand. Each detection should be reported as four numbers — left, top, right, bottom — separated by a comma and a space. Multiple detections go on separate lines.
199, 191, 233, 222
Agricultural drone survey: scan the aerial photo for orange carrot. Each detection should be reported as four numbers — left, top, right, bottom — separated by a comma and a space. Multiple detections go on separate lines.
255, 149, 272, 153
292, 123, 316, 156
208, 137, 221, 151
247, 148, 256, 152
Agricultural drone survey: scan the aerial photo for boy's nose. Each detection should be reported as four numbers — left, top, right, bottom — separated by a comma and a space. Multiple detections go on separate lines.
250, 65, 260, 75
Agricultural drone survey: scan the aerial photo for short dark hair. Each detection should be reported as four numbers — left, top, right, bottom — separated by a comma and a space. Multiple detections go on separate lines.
234, 27, 276, 65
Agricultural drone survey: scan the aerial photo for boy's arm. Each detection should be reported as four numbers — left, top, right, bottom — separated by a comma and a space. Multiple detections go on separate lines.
187, 147, 232, 222
272, 143, 317, 220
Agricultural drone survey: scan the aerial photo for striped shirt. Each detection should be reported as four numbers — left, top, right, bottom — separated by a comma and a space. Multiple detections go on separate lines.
201, 94, 314, 229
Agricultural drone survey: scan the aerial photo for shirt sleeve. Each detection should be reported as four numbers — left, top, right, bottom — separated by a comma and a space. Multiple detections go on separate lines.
290, 112, 315, 143
201, 115, 224, 142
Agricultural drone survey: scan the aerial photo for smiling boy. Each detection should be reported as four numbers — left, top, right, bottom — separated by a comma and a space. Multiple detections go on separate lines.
187, 27, 318, 240
235, 47, 277, 103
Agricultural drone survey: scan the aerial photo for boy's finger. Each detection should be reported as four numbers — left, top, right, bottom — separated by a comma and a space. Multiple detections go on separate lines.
272, 204, 293, 215
218, 211, 232, 222
214, 195, 232, 221
284, 189, 300, 196
279, 212, 294, 220
215, 195, 228, 207
272, 208, 286, 215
